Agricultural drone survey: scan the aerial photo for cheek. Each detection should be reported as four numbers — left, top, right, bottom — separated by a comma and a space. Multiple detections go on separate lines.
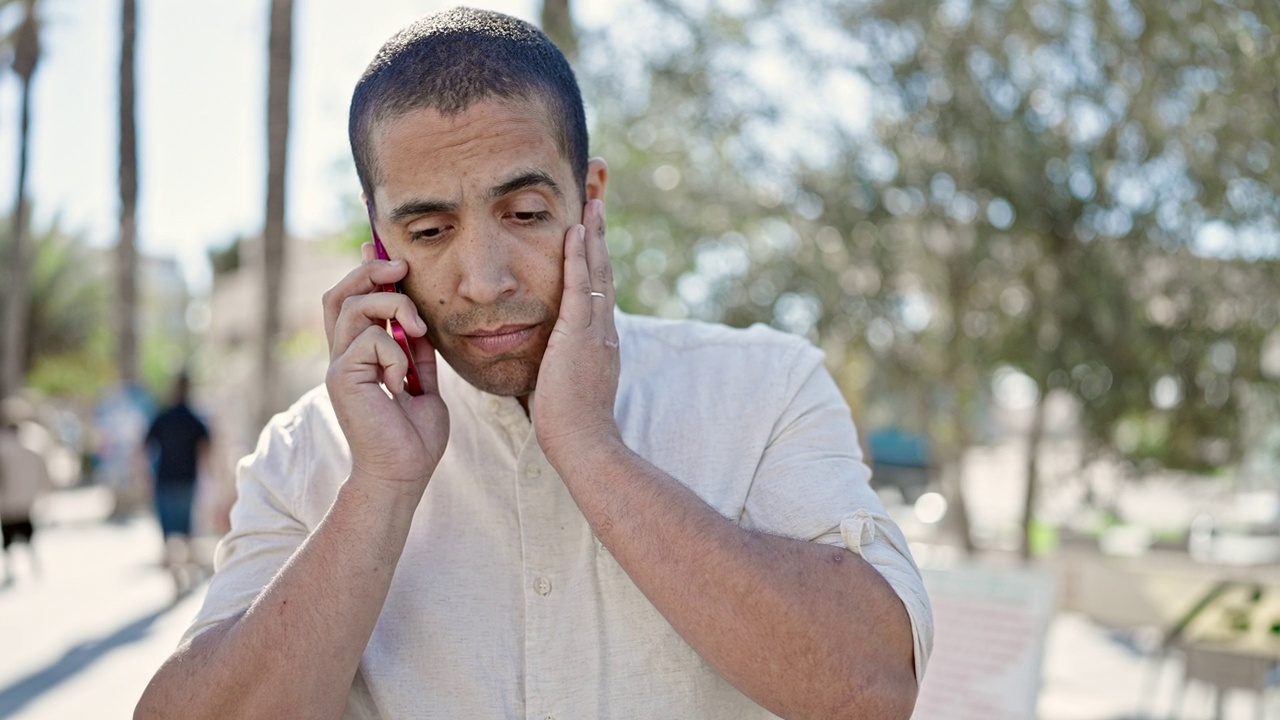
533, 230, 567, 299
401, 272, 448, 316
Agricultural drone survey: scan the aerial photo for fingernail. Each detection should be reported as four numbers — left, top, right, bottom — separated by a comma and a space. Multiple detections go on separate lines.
578, 225, 586, 241
390, 258, 403, 266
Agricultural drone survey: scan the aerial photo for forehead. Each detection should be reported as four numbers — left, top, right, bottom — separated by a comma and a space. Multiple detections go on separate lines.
369, 99, 567, 202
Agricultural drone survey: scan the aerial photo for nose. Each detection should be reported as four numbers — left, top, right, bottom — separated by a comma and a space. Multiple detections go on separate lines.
454, 223, 519, 305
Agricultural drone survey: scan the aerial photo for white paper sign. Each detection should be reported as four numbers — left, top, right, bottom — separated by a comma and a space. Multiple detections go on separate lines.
911, 564, 1055, 720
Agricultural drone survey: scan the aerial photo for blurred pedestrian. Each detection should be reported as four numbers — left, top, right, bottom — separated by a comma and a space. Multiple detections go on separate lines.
144, 373, 210, 596
0, 402, 51, 585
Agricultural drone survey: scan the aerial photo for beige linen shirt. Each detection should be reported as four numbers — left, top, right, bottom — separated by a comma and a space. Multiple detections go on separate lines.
186, 311, 933, 719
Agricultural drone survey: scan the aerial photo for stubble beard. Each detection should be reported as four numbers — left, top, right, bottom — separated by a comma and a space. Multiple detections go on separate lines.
428, 296, 553, 398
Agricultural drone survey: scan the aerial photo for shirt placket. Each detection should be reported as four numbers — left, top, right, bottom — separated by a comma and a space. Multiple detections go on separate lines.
511, 430, 568, 720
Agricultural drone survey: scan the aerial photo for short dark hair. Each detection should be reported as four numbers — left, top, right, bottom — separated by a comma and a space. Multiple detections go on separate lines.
349, 7, 588, 204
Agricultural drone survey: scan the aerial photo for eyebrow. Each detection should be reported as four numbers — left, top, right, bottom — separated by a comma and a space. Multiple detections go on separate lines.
388, 198, 458, 223
488, 170, 563, 202
386, 169, 563, 224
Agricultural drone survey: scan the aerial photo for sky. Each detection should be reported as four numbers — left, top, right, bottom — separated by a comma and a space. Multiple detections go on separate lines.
0, 0, 548, 292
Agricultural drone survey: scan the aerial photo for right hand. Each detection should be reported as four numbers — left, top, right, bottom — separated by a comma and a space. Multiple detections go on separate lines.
323, 243, 449, 495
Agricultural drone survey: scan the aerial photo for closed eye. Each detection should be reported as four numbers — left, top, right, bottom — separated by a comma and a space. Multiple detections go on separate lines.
410, 225, 450, 242
511, 211, 551, 225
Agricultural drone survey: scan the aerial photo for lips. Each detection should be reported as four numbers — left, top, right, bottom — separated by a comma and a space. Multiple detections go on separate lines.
460, 324, 539, 354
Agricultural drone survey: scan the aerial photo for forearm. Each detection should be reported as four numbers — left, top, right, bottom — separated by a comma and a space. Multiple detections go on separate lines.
136, 477, 419, 720
554, 442, 917, 720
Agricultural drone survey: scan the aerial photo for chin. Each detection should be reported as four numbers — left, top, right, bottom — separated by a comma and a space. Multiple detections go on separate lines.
455, 357, 540, 398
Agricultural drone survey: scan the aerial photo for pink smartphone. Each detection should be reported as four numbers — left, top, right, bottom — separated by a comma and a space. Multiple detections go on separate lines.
367, 217, 424, 396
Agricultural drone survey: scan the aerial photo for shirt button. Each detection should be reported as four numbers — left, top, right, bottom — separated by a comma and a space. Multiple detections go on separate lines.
488, 398, 502, 413
524, 464, 542, 479
534, 576, 552, 596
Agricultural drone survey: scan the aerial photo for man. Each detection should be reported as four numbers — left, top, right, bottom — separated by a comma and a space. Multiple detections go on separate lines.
137, 8, 932, 719
0, 405, 50, 585
144, 372, 211, 595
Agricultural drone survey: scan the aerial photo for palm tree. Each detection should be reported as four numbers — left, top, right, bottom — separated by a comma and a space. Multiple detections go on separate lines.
1, 216, 113, 397
258, 0, 293, 429
116, 0, 139, 386
540, 0, 576, 62
1, 0, 40, 399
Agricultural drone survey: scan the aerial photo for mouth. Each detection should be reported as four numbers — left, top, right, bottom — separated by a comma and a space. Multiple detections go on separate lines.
459, 323, 540, 355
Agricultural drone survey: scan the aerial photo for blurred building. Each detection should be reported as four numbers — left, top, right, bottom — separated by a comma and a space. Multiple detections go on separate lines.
197, 234, 354, 529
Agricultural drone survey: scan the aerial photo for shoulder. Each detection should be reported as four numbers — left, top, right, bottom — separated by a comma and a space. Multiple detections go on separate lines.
616, 310, 824, 382
263, 384, 340, 447
239, 383, 347, 525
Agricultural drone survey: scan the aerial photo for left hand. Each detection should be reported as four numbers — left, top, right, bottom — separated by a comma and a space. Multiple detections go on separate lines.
534, 199, 622, 469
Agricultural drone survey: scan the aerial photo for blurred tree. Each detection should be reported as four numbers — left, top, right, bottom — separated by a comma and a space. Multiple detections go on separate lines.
540, 0, 576, 63
116, 0, 139, 386
568, 0, 1280, 555
207, 235, 244, 276
0, 217, 113, 398
258, 0, 293, 430
0, 0, 40, 399
831, 0, 1280, 557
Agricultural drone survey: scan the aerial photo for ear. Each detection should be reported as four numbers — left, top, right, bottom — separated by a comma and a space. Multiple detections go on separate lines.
584, 157, 608, 202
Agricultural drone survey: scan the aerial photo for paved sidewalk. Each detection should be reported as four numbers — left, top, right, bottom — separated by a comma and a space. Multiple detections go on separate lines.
0, 492, 207, 720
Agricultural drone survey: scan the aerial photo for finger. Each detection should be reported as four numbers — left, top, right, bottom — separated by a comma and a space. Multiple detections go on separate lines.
404, 332, 441, 396
361, 242, 376, 262
323, 259, 414, 348
330, 292, 427, 361
330, 324, 412, 393
558, 223, 593, 330
583, 199, 615, 328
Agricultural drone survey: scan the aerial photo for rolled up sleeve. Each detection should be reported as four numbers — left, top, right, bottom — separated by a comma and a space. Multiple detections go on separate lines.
739, 349, 934, 682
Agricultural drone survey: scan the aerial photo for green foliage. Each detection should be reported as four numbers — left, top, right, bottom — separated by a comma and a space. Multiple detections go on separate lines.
207, 235, 243, 276
0, 217, 114, 399
576, 0, 1280, 475
26, 324, 115, 398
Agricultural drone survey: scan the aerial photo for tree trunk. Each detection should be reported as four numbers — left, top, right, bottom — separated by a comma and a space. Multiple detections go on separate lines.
116, 0, 140, 386
258, 0, 293, 430
539, 0, 576, 61
939, 439, 977, 555
941, 254, 977, 554
1, 0, 40, 398
1020, 383, 1048, 562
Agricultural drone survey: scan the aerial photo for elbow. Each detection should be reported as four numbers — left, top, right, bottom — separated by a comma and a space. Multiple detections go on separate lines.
873, 668, 919, 720
826, 667, 918, 720
134, 682, 169, 720
135, 660, 199, 720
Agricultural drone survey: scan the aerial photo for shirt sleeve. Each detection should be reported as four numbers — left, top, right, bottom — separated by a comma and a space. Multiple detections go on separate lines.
739, 348, 934, 683
181, 411, 311, 644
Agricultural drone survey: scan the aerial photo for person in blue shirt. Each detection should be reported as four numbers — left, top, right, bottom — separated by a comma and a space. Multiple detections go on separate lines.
144, 372, 210, 595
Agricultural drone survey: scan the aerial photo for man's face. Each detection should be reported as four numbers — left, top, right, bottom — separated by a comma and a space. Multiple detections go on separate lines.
367, 99, 598, 398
